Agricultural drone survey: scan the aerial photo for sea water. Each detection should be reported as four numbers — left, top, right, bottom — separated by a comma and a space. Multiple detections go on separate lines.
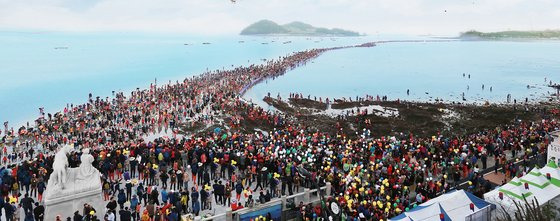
244, 40, 560, 108
1, 31, 559, 129
0, 31, 381, 128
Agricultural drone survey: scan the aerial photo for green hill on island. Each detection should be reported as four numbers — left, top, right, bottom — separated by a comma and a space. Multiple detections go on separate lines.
240, 20, 361, 36
460, 30, 560, 39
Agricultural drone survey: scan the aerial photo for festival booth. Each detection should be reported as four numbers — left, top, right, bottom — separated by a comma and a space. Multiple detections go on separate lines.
390, 190, 494, 221
484, 161, 560, 217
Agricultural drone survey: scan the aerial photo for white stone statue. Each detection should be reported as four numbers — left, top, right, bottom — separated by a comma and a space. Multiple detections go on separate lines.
49, 145, 74, 189
78, 148, 96, 180
45, 145, 101, 199
43, 145, 103, 221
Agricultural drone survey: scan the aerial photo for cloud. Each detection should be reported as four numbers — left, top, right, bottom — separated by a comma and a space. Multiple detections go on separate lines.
0, 0, 559, 35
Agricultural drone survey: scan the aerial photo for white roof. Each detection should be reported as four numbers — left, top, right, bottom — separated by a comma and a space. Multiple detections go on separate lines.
485, 164, 560, 215
392, 190, 491, 221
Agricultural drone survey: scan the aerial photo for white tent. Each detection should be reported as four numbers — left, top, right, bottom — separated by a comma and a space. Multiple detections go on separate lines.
391, 190, 493, 221
485, 161, 560, 216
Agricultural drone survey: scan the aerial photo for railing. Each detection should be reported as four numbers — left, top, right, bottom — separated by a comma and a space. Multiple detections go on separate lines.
187, 184, 330, 221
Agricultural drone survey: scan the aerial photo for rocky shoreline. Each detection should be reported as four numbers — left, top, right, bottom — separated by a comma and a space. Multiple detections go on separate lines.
260, 96, 556, 138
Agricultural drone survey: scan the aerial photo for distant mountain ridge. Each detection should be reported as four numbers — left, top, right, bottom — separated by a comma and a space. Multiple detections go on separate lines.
460, 30, 560, 39
240, 20, 361, 36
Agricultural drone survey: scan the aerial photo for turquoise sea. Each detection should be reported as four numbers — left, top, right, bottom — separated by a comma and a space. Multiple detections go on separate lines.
1, 31, 559, 129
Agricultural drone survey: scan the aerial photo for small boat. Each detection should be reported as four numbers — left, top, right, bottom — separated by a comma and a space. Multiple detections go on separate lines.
54, 47, 68, 50
261, 42, 268, 45
282, 41, 292, 44
238, 41, 244, 43
184, 43, 189, 45
202, 42, 211, 45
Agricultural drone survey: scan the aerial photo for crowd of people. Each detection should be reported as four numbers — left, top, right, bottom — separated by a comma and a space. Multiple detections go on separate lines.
0, 42, 558, 221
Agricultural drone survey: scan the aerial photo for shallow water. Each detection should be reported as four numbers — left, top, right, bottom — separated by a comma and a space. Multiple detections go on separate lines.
244, 40, 560, 108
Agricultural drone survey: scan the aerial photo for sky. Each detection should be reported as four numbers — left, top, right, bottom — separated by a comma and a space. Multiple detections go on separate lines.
0, 0, 559, 36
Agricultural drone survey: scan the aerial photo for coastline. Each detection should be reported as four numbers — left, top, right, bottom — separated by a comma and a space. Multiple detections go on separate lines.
6, 38, 558, 133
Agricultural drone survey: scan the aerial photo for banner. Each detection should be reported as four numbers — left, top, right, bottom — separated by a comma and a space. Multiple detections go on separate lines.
548, 133, 560, 164
239, 203, 282, 221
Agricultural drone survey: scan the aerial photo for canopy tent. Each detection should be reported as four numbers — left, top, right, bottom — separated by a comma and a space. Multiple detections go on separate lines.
520, 168, 551, 189
495, 177, 532, 200
539, 160, 560, 187
484, 160, 560, 216
391, 190, 493, 221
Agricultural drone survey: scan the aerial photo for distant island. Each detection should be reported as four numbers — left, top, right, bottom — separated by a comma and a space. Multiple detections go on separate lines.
240, 20, 361, 36
460, 30, 560, 39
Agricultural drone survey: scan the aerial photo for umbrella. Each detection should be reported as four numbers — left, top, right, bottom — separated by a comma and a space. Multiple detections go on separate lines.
297, 166, 312, 178
214, 127, 222, 134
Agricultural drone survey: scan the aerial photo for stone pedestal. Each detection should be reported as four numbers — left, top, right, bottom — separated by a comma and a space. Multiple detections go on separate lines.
44, 187, 105, 221
44, 167, 104, 220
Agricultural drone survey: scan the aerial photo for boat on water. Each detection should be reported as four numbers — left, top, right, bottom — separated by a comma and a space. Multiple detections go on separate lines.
202, 42, 211, 45
282, 41, 292, 44
238, 41, 244, 43
261, 42, 268, 45
54, 47, 69, 50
